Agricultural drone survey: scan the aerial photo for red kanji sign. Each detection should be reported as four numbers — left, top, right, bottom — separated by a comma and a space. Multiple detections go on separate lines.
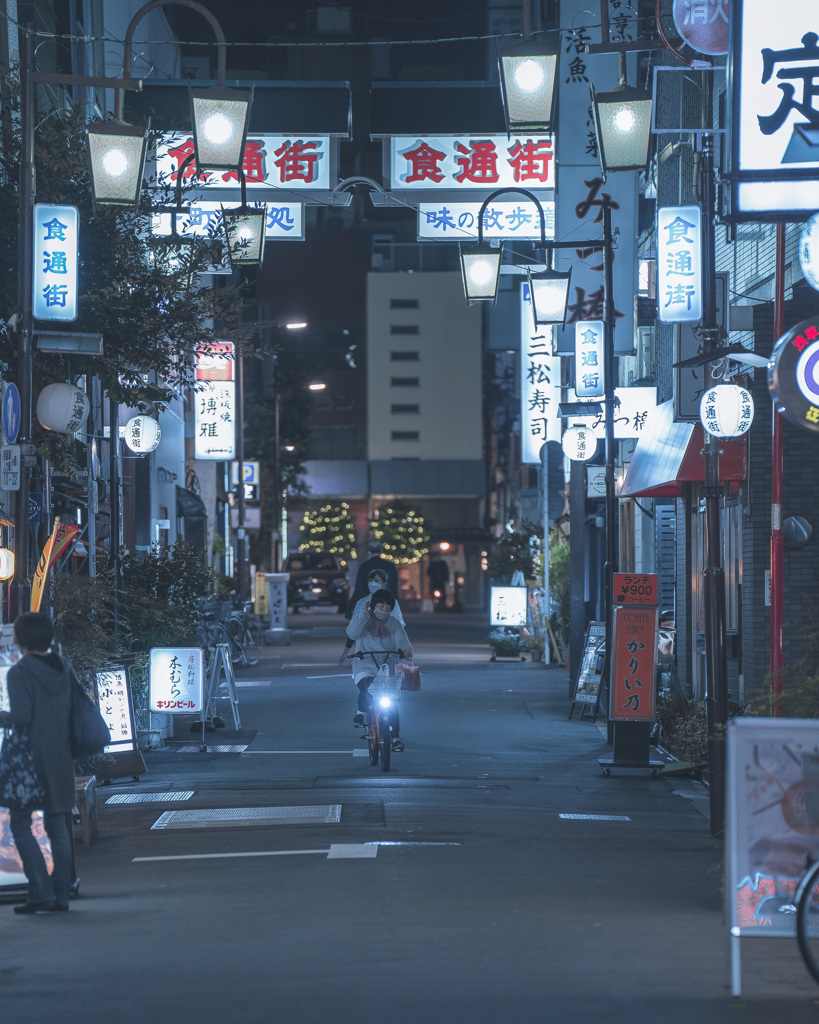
613, 573, 658, 607
610, 607, 658, 721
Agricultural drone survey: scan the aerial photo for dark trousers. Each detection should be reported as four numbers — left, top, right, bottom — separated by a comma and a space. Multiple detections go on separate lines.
9, 808, 72, 905
356, 677, 400, 738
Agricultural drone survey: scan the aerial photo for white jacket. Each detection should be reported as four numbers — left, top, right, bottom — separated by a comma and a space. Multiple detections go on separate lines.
346, 607, 411, 683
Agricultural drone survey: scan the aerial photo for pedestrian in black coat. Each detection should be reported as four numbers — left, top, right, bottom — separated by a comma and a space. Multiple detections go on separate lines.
347, 542, 399, 617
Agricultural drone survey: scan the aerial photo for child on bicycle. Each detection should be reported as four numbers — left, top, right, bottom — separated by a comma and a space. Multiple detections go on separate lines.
346, 587, 412, 752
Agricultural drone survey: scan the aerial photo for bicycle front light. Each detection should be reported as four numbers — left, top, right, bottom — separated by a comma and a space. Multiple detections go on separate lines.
379, 696, 392, 709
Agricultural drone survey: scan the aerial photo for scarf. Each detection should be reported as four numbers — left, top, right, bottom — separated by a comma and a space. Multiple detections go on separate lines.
366, 610, 390, 638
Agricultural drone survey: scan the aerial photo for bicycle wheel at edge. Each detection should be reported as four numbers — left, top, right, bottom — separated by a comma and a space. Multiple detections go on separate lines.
242, 623, 264, 666
379, 714, 391, 772
367, 718, 379, 766
796, 860, 819, 985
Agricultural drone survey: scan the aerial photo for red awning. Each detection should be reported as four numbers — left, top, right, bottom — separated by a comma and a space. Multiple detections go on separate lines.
620, 401, 747, 498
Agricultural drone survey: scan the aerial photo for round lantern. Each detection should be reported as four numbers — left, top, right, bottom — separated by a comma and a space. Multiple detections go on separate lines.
799, 213, 819, 293
699, 384, 755, 438
0, 547, 13, 580
124, 415, 161, 453
562, 425, 597, 462
36, 383, 90, 434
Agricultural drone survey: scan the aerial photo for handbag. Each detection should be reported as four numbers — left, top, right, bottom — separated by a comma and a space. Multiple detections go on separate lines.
0, 726, 46, 809
70, 676, 112, 760
397, 659, 421, 692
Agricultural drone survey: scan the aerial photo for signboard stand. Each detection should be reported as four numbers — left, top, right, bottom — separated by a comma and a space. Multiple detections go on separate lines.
598, 574, 664, 777
569, 622, 606, 721
200, 643, 240, 750
94, 665, 146, 785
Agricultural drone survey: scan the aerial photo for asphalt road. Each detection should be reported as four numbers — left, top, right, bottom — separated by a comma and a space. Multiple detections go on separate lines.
2, 610, 817, 1022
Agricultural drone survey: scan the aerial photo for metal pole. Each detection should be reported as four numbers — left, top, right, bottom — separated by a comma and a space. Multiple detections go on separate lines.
603, 203, 618, 705
770, 224, 786, 713
109, 397, 121, 648
272, 358, 281, 572
12, 30, 35, 618
700, 121, 728, 838
236, 347, 248, 601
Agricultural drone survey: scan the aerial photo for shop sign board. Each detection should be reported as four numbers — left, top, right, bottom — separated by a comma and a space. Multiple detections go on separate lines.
769, 315, 819, 432
32, 204, 78, 322
490, 586, 528, 627
568, 387, 658, 439
417, 200, 555, 241
149, 647, 204, 714
152, 201, 304, 241
657, 206, 703, 323
521, 283, 561, 464
387, 134, 555, 191
95, 666, 137, 755
574, 320, 605, 397
194, 342, 235, 460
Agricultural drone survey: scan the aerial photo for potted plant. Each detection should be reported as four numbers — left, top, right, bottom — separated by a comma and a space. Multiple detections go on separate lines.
488, 627, 524, 661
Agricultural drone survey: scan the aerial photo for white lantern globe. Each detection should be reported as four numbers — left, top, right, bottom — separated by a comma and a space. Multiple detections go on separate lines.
124, 415, 161, 453
36, 383, 90, 434
799, 212, 819, 293
562, 425, 597, 462
700, 384, 755, 438
0, 547, 13, 580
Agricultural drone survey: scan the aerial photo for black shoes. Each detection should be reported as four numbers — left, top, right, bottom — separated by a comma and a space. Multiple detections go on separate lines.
14, 901, 61, 914
353, 712, 365, 727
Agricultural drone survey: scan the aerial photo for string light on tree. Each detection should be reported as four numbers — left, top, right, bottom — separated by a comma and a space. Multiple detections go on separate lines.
298, 502, 358, 565
371, 504, 430, 564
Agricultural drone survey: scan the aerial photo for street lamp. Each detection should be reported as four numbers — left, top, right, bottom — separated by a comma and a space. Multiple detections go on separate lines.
86, 120, 150, 209
591, 56, 653, 175
528, 254, 572, 327
497, 40, 558, 133
459, 188, 550, 305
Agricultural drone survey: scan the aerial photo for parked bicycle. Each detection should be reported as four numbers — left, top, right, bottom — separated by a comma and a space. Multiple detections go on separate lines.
350, 651, 404, 772
225, 603, 264, 667
795, 857, 819, 983
195, 600, 230, 651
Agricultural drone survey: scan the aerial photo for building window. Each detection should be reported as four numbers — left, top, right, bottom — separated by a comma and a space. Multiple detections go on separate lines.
390, 298, 418, 309
390, 377, 419, 387
391, 431, 420, 441
390, 324, 419, 335
391, 403, 420, 414
390, 351, 419, 362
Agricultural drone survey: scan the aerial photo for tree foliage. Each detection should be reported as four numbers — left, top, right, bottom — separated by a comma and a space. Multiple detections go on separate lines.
298, 502, 357, 565
486, 521, 543, 583
371, 503, 430, 565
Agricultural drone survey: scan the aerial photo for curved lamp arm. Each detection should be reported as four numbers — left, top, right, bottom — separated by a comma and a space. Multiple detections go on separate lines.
476, 188, 547, 247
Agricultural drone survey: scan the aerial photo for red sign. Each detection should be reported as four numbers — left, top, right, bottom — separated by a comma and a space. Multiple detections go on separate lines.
613, 573, 658, 607
610, 607, 658, 721
672, 0, 729, 56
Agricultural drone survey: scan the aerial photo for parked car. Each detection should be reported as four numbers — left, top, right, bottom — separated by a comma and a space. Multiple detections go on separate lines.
283, 551, 349, 613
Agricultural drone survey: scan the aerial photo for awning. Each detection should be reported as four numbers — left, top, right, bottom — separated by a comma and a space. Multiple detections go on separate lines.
176, 486, 207, 519
620, 401, 747, 498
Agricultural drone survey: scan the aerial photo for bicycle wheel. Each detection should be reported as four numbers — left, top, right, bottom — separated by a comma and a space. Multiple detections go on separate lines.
367, 715, 379, 766
242, 623, 264, 666
796, 861, 819, 984
379, 714, 391, 772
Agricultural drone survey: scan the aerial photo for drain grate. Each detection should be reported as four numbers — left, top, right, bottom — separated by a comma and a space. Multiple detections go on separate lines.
151, 805, 342, 830
106, 791, 194, 805
174, 745, 248, 753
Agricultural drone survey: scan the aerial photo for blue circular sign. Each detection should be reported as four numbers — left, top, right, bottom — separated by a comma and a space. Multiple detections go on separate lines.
2, 383, 21, 444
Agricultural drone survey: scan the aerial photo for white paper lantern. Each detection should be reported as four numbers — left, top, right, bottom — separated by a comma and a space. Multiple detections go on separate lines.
0, 547, 13, 580
562, 425, 597, 462
799, 213, 819, 293
700, 384, 755, 438
36, 383, 90, 434
124, 415, 161, 453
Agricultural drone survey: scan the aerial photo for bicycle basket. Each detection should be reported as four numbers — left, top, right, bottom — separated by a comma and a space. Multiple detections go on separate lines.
369, 670, 403, 702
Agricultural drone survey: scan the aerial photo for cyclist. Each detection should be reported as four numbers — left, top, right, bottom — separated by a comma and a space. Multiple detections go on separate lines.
346, 587, 412, 752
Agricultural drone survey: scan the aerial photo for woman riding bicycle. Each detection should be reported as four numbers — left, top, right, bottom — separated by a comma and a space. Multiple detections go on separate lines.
346, 587, 412, 752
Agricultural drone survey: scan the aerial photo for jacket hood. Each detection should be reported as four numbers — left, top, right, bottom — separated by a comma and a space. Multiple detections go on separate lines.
15, 651, 71, 694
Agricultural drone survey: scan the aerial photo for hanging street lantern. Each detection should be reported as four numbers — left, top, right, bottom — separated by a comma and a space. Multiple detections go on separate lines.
189, 84, 253, 173
562, 425, 598, 462
222, 205, 267, 266
460, 242, 503, 303
528, 264, 572, 326
700, 384, 755, 438
36, 383, 90, 434
497, 41, 558, 133
0, 548, 13, 580
124, 415, 161, 453
86, 120, 150, 209
591, 84, 653, 174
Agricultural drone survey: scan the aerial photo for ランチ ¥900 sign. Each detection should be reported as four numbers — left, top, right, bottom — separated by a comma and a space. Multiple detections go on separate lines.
769, 317, 819, 432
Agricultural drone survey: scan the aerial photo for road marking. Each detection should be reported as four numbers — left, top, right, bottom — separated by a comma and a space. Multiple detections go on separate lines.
559, 813, 632, 821
327, 844, 377, 859
133, 843, 380, 864
240, 749, 358, 755
307, 673, 350, 679
106, 792, 194, 805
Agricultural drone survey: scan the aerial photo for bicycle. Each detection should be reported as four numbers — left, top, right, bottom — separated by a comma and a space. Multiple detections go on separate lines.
795, 857, 819, 983
225, 604, 264, 667
195, 603, 230, 652
350, 651, 404, 773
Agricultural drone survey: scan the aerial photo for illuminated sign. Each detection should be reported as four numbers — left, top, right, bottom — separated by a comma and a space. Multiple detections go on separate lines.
417, 201, 555, 241
388, 134, 555, 191
568, 387, 658, 439
799, 212, 819, 292
32, 204, 78, 322
730, 0, 819, 217
95, 667, 136, 754
574, 320, 604, 397
156, 134, 332, 190
149, 647, 204, 714
521, 283, 561, 464
490, 586, 528, 627
152, 201, 304, 241
194, 342, 235, 460
562, 425, 597, 462
610, 606, 658, 721
657, 206, 702, 322
672, 0, 729, 56
700, 384, 754, 437
769, 316, 819, 432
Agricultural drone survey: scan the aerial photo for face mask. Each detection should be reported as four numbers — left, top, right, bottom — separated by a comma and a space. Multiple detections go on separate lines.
373, 609, 390, 621
368, 581, 383, 594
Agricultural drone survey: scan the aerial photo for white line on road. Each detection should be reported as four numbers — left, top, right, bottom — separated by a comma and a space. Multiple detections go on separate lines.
239, 749, 358, 755
559, 814, 632, 821
306, 673, 350, 679
132, 843, 381, 863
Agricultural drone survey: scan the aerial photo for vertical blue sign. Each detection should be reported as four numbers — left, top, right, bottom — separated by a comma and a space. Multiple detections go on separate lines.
574, 320, 605, 397
657, 205, 702, 323
32, 204, 79, 322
